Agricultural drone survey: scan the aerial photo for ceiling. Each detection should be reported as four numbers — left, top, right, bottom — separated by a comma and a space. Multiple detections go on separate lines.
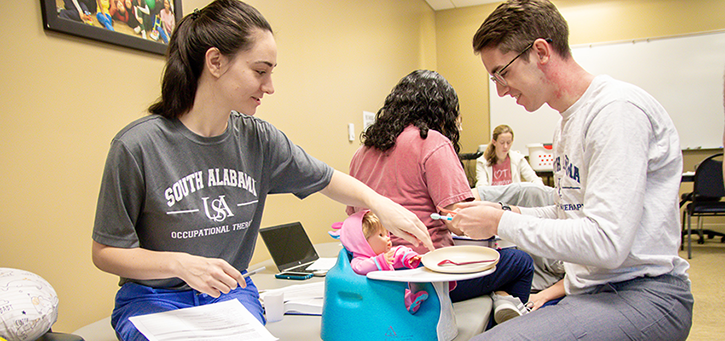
424, 0, 502, 11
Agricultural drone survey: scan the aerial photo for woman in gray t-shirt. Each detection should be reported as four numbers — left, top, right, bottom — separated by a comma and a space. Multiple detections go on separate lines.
91, 1, 432, 340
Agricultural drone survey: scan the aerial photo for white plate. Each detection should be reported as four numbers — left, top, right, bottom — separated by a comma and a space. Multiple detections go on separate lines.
421, 245, 499, 274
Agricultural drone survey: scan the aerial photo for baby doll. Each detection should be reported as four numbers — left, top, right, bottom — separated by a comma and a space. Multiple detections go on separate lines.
337, 210, 428, 314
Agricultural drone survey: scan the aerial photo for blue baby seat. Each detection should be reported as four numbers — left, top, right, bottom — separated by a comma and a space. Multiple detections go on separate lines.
321, 248, 456, 341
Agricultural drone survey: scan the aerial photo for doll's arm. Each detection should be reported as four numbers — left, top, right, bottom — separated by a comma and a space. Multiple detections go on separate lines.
350, 253, 394, 275
391, 246, 422, 269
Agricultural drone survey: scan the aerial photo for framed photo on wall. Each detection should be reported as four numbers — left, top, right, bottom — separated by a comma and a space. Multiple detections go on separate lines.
40, 0, 182, 55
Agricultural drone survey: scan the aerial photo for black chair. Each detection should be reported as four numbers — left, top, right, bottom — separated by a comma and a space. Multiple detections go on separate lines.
681, 153, 725, 259
459, 151, 484, 187
36, 331, 84, 341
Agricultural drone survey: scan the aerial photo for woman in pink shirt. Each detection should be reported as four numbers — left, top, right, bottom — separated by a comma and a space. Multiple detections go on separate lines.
347, 70, 533, 326
476, 125, 543, 187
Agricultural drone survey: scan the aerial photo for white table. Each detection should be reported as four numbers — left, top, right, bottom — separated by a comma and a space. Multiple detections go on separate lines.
73, 243, 492, 341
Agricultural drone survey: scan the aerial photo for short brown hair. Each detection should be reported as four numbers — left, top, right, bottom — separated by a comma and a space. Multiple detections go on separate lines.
472, 0, 571, 60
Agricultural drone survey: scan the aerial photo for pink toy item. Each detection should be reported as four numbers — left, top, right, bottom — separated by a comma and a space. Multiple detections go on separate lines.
334, 210, 428, 314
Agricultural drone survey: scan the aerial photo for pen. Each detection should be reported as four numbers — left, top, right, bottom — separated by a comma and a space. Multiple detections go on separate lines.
430, 213, 453, 221
243, 266, 266, 278
196, 266, 266, 296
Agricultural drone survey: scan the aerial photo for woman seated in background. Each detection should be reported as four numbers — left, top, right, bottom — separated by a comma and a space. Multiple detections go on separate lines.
476, 124, 543, 186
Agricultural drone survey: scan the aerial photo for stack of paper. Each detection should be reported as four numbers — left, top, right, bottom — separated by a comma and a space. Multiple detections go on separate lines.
129, 299, 278, 341
259, 281, 324, 315
306, 257, 336, 271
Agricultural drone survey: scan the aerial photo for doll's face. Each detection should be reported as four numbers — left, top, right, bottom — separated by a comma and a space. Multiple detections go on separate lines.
367, 228, 391, 255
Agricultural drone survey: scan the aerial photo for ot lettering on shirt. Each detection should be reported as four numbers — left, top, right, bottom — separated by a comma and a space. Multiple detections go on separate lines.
492, 156, 512, 186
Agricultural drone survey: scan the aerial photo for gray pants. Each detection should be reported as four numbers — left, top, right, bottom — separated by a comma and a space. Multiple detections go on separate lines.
471, 274, 693, 341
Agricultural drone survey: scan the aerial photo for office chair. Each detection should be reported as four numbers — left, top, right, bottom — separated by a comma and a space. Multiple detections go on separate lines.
459, 151, 484, 188
36, 332, 84, 341
681, 153, 725, 259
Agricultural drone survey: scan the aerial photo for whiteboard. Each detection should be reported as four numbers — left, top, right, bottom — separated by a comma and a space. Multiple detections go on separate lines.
490, 30, 725, 154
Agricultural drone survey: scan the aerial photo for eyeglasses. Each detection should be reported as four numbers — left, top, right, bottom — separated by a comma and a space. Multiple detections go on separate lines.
489, 42, 535, 87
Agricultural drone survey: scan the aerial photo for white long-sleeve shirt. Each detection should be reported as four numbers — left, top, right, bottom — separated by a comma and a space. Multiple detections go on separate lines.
498, 75, 689, 294
475, 150, 544, 186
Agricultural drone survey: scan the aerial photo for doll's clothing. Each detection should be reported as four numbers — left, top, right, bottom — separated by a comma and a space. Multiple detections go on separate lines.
339, 210, 421, 276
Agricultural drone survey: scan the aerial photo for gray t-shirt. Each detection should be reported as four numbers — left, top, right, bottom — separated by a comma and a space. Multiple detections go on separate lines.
93, 111, 334, 289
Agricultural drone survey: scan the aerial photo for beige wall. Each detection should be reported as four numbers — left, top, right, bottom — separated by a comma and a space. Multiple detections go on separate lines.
1, 0, 723, 334
437, 0, 725, 153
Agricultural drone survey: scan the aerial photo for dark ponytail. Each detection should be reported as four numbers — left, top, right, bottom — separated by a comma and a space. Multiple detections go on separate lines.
149, 0, 272, 118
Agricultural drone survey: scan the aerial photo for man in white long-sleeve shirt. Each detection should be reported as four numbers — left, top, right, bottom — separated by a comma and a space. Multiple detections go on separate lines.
452, 1, 693, 340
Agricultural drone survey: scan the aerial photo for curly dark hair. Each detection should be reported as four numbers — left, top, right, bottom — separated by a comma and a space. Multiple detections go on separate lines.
362, 70, 461, 153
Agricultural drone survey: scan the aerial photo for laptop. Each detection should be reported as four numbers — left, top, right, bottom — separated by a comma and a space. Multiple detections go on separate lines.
259, 222, 335, 278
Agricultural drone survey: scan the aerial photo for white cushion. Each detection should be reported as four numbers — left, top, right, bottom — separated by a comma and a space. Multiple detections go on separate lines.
452, 296, 492, 340
0, 268, 59, 341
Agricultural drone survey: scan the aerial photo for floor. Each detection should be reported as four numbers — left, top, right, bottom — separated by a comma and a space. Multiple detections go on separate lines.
680, 231, 725, 340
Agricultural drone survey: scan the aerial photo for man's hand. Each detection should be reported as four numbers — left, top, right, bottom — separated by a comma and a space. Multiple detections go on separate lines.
449, 201, 504, 240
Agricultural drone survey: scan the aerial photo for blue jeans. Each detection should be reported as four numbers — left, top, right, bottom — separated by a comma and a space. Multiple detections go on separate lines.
471, 274, 693, 341
111, 278, 263, 341
450, 247, 534, 303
